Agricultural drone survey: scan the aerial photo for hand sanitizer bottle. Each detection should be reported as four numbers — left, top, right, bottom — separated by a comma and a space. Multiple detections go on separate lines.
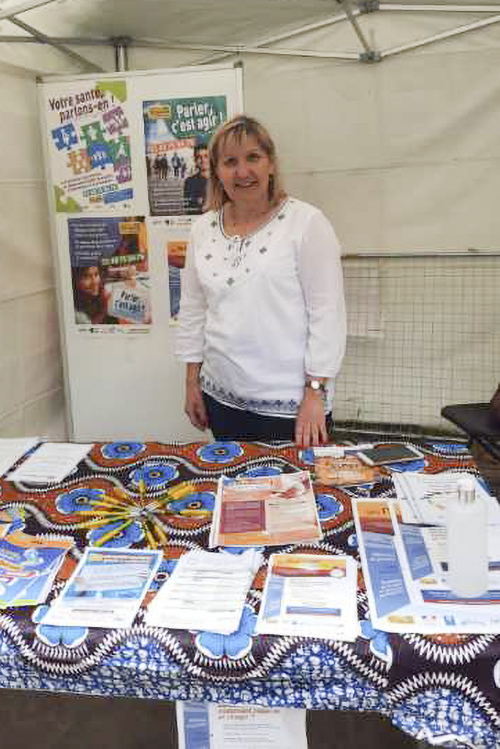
446, 477, 488, 598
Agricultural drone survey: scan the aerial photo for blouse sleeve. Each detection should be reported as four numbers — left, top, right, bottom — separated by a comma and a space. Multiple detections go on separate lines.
175, 236, 207, 363
297, 209, 347, 379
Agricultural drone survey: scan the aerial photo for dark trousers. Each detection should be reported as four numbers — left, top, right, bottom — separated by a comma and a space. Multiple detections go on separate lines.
202, 392, 332, 442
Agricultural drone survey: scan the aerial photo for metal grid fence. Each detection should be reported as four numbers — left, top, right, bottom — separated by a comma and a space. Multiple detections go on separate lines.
333, 252, 500, 437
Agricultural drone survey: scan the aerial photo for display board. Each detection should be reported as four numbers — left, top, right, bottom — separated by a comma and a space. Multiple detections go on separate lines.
38, 64, 243, 442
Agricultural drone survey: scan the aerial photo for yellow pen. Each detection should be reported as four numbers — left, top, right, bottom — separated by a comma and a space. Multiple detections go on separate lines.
151, 517, 168, 545
78, 515, 129, 529
143, 522, 157, 549
94, 519, 134, 547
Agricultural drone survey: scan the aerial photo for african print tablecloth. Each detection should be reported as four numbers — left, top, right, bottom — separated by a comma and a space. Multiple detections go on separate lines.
0, 438, 499, 748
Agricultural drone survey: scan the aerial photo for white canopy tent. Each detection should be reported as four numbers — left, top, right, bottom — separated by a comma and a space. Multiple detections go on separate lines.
1, 0, 499, 439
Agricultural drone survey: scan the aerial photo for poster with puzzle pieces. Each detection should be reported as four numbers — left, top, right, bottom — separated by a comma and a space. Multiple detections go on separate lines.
43, 78, 133, 213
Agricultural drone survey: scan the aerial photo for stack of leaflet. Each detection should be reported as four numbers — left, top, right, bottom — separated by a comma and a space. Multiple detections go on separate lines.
0, 520, 74, 608
145, 548, 262, 634
0, 437, 40, 478
7, 442, 93, 484
393, 471, 500, 525
353, 479, 500, 634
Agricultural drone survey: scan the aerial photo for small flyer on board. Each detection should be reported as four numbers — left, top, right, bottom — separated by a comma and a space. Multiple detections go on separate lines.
68, 216, 152, 329
44, 79, 133, 213
209, 471, 323, 548
143, 96, 227, 216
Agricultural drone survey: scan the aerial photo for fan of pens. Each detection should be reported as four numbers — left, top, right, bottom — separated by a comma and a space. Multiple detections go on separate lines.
76, 480, 211, 548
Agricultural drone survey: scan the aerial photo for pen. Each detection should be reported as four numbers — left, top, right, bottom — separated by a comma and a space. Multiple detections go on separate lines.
94, 519, 134, 547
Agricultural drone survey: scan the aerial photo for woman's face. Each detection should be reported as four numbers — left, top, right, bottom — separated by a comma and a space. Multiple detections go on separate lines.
78, 266, 101, 296
215, 134, 274, 208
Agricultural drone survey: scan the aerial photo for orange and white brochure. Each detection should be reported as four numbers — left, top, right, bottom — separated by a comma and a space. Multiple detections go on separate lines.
353, 497, 500, 634
209, 471, 323, 548
257, 553, 358, 641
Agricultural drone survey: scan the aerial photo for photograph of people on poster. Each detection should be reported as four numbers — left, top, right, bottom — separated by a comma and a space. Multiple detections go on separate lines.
143, 96, 227, 216
68, 216, 152, 328
46, 80, 133, 213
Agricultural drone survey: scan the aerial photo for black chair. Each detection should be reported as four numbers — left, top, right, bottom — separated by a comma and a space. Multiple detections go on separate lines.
441, 402, 500, 461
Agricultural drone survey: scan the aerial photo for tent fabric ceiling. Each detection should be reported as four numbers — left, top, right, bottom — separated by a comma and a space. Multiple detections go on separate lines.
2, 0, 500, 60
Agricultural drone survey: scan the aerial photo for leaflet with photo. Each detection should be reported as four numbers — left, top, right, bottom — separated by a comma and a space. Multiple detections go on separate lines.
313, 451, 381, 487
257, 553, 358, 641
42, 547, 162, 628
210, 471, 322, 548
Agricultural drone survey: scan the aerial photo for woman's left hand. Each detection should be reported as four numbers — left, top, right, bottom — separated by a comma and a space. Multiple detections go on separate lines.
295, 390, 329, 447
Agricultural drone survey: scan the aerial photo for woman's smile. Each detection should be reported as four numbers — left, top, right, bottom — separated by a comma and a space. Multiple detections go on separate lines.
216, 134, 273, 207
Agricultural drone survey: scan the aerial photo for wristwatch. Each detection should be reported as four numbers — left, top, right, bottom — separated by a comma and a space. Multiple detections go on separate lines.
305, 378, 327, 394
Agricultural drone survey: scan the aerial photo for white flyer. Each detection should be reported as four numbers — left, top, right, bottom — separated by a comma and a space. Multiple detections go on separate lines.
7, 442, 93, 484
0, 437, 40, 478
257, 553, 358, 641
176, 702, 308, 749
42, 547, 162, 629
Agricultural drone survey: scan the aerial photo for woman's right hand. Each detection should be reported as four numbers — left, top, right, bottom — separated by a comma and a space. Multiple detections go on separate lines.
185, 379, 208, 431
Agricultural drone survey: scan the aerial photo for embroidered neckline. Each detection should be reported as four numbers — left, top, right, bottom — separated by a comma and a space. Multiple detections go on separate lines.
218, 198, 289, 242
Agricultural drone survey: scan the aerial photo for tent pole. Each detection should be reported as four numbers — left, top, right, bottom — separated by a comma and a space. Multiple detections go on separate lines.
382, 11, 500, 57
337, 0, 377, 58
113, 36, 130, 72
379, 3, 500, 11
191, 12, 356, 65
7, 17, 104, 71
0, 0, 58, 20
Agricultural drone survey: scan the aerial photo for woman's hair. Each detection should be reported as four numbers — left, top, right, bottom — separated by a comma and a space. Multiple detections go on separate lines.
205, 115, 287, 211
71, 265, 106, 321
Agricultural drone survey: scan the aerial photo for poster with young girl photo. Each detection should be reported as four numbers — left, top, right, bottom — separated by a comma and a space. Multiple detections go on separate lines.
68, 216, 152, 330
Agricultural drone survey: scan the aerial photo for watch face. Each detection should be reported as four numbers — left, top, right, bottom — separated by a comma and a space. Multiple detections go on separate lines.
311, 380, 320, 390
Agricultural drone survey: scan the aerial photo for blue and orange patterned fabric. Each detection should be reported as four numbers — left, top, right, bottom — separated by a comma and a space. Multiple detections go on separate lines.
0, 438, 498, 748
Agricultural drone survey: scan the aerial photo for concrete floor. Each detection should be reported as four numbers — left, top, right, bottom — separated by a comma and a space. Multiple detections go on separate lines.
0, 689, 427, 749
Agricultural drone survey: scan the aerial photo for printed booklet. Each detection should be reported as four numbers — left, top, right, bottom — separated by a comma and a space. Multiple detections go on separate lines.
209, 471, 322, 548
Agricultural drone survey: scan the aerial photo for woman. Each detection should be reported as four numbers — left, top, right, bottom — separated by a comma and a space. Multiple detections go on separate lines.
71, 265, 117, 325
176, 115, 346, 446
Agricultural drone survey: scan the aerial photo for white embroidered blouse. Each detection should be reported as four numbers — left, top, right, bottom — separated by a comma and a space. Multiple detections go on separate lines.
176, 197, 347, 417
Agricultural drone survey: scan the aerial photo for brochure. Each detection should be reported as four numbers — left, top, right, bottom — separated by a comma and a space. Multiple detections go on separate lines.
0, 530, 74, 608
176, 702, 308, 749
314, 452, 381, 487
42, 547, 162, 629
209, 471, 322, 548
145, 548, 262, 634
353, 497, 500, 633
257, 553, 358, 641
